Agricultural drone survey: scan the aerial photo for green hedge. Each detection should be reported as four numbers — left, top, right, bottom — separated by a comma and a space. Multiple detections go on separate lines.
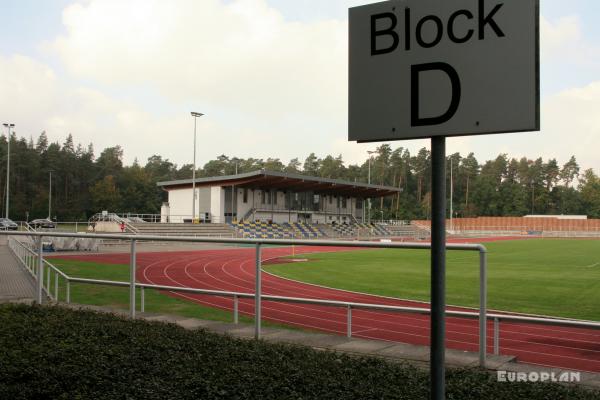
0, 304, 596, 400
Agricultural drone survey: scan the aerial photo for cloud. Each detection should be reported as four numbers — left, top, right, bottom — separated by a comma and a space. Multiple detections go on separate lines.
52, 0, 347, 118
2, 1, 600, 175
540, 81, 600, 172
38, 0, 350, 165
540, 15, 600, 67
541, 15, 581, 58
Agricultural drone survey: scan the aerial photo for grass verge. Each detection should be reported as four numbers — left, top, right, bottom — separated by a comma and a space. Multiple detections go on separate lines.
47, 258, 253, 324
1, 304, 597, 400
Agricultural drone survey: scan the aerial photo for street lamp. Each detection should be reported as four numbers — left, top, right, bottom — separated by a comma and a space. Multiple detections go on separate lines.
2, 123, 14, 219
190, 112, 203, 222
449, 158, 453, 232
48, 170, 53, 219
367, 150, 376, 224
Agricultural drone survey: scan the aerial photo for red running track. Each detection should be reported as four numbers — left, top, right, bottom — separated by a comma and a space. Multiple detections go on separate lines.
57, 246, 600, 373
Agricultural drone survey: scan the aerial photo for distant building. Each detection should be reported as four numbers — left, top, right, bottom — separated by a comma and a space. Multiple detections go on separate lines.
157, 170, 400, 224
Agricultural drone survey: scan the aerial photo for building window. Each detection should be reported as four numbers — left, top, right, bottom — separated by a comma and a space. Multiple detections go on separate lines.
342, 197, 347, 209
261, 190, 266, 204
329, 195, 332, 205
243, 188, 248, 203
356, 198, 363, 209
273, 191, 278, 205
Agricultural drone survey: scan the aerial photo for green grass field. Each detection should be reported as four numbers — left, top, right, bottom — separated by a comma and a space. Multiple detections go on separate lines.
48, 258, 253, 323
264, 239, 600, 321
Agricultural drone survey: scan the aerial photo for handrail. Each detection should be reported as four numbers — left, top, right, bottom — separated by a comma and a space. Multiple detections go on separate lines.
9, 229, 599, 372
6, 230, 600, 374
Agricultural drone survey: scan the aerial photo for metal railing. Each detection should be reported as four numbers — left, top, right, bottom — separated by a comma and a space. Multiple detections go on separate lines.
4, 231, 600, 370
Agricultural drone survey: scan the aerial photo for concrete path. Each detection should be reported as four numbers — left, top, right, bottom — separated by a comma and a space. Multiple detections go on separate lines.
0, 239, 35, 302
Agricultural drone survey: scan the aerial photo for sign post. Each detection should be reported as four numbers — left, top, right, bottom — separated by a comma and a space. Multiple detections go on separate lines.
349, 1, 539, 399
430, 136, 446, 398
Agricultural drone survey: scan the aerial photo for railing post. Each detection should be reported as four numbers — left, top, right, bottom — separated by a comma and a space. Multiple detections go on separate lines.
255, 243, 262, 339
479, 248, 487, 367
36, 236, 44, 304
347, 305, 352, 338
140, 286, 145, 313
46, 265, 51, 297
233, 294, 239, 324
130, 239, 136, 319
494, 317, 500, 355
54, 272, 59, 301
66, 280, 71, 304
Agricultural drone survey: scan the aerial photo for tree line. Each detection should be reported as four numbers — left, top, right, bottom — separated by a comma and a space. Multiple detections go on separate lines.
1, 132, 599, 221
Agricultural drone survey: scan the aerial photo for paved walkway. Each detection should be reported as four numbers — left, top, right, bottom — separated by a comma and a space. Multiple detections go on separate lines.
0, 240, 36, 301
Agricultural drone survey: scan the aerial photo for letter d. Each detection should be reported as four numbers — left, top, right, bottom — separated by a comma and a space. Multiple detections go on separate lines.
411, 62, 461, 126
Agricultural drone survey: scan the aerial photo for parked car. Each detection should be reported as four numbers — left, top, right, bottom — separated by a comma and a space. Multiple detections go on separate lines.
0, 218, 18, 230
30, 218, 56, 229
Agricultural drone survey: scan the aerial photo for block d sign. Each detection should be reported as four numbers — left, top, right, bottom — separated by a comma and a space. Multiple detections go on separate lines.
348, 0, 539, 142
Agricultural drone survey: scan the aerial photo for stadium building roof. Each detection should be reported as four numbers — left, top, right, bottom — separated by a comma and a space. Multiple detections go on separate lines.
157, 170, 400, 197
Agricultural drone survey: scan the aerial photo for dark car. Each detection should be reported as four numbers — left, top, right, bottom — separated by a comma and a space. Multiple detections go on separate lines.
30, 218, 56, 229
0, 218, 18, 230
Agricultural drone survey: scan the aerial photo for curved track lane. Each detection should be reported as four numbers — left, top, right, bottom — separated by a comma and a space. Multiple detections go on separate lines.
58, 246, 600, 373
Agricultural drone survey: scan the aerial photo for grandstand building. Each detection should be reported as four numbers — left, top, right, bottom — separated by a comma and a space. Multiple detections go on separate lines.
157, 170, 400, 225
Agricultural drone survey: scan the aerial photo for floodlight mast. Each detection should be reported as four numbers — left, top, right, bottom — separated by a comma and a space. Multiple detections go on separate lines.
48, 170, 53, 219
2, 123, 14, 219
190, 112, 204, 222
367, 150, 376, 224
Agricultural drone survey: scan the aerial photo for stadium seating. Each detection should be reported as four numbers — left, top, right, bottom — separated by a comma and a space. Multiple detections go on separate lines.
232, 221, 296, 239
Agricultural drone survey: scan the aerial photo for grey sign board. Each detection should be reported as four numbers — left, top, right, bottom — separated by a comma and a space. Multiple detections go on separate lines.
349, 0, 539, 142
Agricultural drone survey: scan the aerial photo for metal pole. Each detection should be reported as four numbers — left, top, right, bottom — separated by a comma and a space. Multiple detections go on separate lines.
494, 317, 500, 355
46, 266, 51, 295
255, 243, 262, 339
48, 171, 52, 219
54, 271, 59, 301
479, 249, 487, 367
140, 286, 145, 313
347, 305, 352, 338
450, 159, 453, 232
130, 240, 136, 319
367, 156, 371, 224
192, 116, 196, 222
430, 136, 446, 400
36, 236, 43, 304
66, 280, 71, 304
233, 294, 239, 324
5, 124, 11, 219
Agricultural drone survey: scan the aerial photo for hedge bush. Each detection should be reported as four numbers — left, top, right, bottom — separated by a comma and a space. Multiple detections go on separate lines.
0, 304, 596, 400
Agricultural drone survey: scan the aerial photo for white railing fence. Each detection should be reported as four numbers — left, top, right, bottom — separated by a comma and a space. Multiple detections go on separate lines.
4, 231, 600, 371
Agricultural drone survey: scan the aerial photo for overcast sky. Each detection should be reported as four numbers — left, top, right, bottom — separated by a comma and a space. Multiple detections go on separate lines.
1, 0, 600, 172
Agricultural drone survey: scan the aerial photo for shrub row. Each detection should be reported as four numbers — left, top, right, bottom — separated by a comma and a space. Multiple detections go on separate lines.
0, 304, 597, 399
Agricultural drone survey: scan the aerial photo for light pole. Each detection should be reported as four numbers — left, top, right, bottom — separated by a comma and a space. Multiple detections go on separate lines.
2, 123, 14, 219
531, 181, 535, 214
190, 112, 203, 222
48, 170, 53, 219
449, 158, 453, 232
367, 150, 376, 224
